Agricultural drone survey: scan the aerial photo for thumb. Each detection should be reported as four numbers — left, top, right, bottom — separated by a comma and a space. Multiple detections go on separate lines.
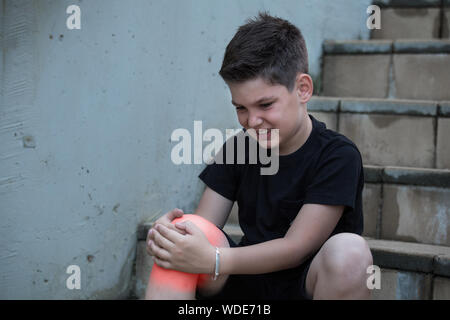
169, 208, 184, 221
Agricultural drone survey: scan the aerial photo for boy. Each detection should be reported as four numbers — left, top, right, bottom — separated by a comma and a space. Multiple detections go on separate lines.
145, 12, 373, 300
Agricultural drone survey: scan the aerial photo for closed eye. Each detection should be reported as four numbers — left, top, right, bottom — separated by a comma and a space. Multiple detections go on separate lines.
234, 102, 273, 111
260, 102, 273, 108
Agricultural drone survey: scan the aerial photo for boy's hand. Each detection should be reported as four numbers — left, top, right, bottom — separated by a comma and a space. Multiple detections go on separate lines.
146, 208, 186, 257
149, 221, 216, 274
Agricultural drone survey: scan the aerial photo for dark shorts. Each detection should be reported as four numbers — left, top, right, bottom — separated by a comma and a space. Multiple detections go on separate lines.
196, 229, 314, 300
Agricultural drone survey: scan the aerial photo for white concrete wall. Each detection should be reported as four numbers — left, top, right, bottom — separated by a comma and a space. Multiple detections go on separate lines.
0, 0, 371, 299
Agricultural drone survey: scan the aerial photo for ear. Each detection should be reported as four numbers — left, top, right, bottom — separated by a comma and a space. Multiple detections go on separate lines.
295, 73, 313, 104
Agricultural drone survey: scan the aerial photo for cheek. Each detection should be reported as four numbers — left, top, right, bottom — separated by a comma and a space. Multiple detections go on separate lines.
270, 110, 284, 129
237, 113, 246, 126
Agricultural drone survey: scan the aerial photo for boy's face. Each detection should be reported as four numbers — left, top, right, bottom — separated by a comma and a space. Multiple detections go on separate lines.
228, 75, 310, 155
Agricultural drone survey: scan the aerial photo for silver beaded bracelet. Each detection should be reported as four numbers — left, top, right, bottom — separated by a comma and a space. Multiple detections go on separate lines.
212, 247, 220, 280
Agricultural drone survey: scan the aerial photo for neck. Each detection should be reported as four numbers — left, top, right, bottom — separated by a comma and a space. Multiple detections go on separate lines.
279, 113, 312, 156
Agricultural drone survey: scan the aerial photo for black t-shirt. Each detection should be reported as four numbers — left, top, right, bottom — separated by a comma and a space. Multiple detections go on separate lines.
198, 113, 364, 248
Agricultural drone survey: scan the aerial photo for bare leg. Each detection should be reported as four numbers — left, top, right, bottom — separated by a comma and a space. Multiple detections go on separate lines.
145, 265, 197, 300
144, 214, 230, 300
305, 233, 373, 300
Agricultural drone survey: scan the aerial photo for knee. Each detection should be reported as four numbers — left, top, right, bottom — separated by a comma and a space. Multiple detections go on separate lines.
148, 214, 229, 293
170, 215, 230, 292
171, 214, 228, 247
320, 233, 373, 283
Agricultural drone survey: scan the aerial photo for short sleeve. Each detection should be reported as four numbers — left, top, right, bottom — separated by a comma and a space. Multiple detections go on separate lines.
198, 138, 240, 202
304, 144, 362, 210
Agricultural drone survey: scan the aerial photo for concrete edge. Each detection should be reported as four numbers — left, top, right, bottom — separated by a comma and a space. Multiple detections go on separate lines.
438, 101, 450, 116
137, 222, 153, 241
371, 247, 434, 273
382, 166, 450, 188
323, 40, 392, 54
368, 239, 450, 277
372, 0, 442, 8
340, 97, 438, 116
310, 96, 443, 116
394, 40, 450, 54
364, 165, 384, 183
323, 40, 450, 55
308, 96, 339, 112
434, 255, 450, 277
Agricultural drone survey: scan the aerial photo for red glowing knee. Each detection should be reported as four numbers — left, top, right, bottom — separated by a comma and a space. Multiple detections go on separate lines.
171, 214, 224, 246
149, 264, 199, 292
148, 214, 223, 292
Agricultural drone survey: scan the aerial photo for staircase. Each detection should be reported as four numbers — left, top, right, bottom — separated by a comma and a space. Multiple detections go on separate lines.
131, 1, 450, 300
313, 0, 450, 299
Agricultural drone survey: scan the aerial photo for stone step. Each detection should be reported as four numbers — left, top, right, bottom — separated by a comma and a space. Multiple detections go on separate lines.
363, 166, 450, 247
321, 39, 450, 100
323, 39, 450, 54
374, 0, 443, 7
133, 223, 450, 299
227, 165, 450, 247
308, 96, 450, 169
368, 0, 449, 40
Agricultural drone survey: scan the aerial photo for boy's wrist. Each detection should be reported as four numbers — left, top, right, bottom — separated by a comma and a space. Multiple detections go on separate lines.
212, 247, 220, 280
204, 244, 217, 275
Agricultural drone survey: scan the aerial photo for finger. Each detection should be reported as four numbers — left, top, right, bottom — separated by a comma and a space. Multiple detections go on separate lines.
150, 240, 171, 261
146, 236, 157, 256
146, 241, 154, 256
174, 222, 187, 232
153, 222, 186, 236
181, 220, 201, 236
147, 227, 161, 243
173, 222, 192, 236
152, 209, 183, 230
168, 222, 187, 235
152, 228, 175, 251
147, 227, 155, 243
146, 232, 165, 256
146, 239, 162, 258
167, 208, 184, 221
166, 222, 183, 232
153, 255, 171, 270
155, 224, 185, 243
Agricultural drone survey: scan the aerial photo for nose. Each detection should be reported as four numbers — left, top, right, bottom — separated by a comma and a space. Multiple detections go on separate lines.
247, 110, 263, 128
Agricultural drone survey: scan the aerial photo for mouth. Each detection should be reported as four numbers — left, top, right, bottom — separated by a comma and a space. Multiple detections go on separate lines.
256, 129, 272, 140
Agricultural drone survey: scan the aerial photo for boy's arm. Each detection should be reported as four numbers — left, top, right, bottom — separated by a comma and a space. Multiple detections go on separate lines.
150, 201, 343, 275
219, 203, 344, 274
149, 189, 343, 275
194, 186, 234, 229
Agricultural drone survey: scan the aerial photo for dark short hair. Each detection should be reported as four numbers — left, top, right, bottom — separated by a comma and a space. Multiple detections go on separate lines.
219, 12, 308, 92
